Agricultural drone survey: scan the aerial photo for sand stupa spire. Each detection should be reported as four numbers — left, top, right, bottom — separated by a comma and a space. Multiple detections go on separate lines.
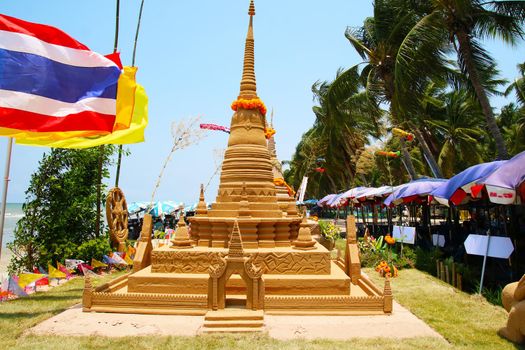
228, 220, 245, 259
196, 184, 208, 216
239, 0, 257, 99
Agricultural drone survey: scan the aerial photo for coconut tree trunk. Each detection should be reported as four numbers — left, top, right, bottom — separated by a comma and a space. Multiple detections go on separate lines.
399, 138, 418, 180
412, 127, 442, 178
456, 31, 508, 160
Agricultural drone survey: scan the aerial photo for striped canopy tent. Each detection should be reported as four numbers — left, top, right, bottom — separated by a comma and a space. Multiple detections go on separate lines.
384, 178, 447, 207
431, 161, 506, 206
471, 150, 525, 205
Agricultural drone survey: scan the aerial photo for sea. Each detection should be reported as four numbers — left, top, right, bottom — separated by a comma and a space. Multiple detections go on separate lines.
1, 203, 23, 249
0, 203, 23, 274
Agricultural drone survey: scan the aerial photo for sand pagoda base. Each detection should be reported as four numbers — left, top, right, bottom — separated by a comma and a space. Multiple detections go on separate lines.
83, 243, 389, 316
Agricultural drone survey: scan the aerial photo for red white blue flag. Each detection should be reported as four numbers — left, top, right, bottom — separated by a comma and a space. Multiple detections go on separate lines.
0, 14, 122, 134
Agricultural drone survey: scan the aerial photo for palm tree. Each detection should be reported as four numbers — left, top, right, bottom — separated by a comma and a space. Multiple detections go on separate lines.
327, 0, 447, 179
498, 103, 525, 156
397, 0, 525, 160
426, 90, 487, 177
286, 71, 382, 198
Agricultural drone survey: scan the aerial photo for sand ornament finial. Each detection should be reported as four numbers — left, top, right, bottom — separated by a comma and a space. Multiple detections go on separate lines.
239, 0, 257, 99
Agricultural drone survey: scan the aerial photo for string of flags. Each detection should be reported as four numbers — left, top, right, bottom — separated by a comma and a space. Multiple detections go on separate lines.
0, 247, 135, 302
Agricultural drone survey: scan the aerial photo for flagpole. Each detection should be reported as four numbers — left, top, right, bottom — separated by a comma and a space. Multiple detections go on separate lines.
0, 137, 14, 270
115, 0, 145, 187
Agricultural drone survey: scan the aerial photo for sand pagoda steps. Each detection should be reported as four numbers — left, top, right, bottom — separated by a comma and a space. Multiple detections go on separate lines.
83, 0, 390, 318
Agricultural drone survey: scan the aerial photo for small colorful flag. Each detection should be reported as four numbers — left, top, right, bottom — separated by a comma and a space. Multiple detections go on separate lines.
110, 253, 127, 266
124, 254, 134, 266
18, 273, 45, 288
48, 264, 66, 279
80, 265, 100, 279
91, 258, 108, 269
65, 259, 84, 271
57, 262, 72, 279
8, 277, 27, 297
35, 277, 49, 286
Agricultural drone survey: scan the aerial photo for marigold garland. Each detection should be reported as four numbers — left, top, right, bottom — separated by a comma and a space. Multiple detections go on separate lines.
231, 98, 267, 116
274, 177, 295, 196
264, 127, 276, 139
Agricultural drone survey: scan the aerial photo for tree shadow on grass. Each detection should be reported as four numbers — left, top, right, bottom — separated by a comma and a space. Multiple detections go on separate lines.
0, 310, 52, 319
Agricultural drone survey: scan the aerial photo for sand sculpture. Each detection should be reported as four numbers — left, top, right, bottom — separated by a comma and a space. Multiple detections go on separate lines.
83, 1, 391, 325
106, 187, 129, 252
499, 274, 525, 344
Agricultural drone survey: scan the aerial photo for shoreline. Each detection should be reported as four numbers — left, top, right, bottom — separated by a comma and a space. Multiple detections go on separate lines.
1, 247, 12, 275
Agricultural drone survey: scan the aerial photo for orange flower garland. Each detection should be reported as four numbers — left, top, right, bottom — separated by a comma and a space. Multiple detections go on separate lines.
264, 127, 276, 139
274, 178, 296, 197
231, 98, 267, 116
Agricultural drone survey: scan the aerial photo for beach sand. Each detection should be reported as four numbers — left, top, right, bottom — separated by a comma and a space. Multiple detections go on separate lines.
0, 248, 12, 276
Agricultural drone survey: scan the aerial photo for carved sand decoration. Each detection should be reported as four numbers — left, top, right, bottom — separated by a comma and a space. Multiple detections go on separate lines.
499, 274, 525, 344
84, 0, 390, 321
106, 187, 129, 252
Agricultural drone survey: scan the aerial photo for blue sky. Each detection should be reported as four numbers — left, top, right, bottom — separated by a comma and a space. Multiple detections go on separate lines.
1, 0, 523, 204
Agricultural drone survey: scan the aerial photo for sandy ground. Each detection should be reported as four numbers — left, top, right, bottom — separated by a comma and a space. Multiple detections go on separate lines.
29, 302, 443, 340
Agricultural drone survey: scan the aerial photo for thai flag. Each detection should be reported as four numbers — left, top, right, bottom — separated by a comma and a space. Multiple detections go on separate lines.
0, 14, 121, 134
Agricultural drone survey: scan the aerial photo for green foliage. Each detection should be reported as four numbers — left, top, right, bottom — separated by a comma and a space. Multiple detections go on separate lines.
357, 236, 417, 271
414, 246, 442, 275
8, 146, 115, 273
318, 220, 341, 240
481, 285, 503, 307
76, 235, 111, 262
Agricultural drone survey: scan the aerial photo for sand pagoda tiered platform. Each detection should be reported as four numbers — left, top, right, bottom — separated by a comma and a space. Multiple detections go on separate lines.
83, 1, 391, 318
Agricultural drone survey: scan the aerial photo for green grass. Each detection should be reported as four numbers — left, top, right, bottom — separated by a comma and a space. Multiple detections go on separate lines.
0, 268, 522, 349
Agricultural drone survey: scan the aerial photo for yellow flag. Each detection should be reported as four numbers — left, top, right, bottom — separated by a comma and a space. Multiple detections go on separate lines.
48, 264, 66, 279
15, 67, 148, 148
91, 258, 108, 269
124, 254, 134, 266
18, 273, 45, 288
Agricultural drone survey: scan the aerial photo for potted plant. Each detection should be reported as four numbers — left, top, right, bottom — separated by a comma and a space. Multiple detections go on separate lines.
317, 220, 340, 251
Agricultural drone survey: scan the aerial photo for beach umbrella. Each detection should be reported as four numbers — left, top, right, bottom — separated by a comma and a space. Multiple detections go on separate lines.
336, 187, 369, 206
184, 203, 197, 213
384, 178, 447, 206
328, 192, 349, 208
317, 194, 337, 207
127, 201, 149, 214
431, 161, 506, 206
471, 151, 525, 204
148, 201, 179, 217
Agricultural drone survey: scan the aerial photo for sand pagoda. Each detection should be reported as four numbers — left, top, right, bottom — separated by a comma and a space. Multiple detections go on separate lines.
84, 1, 391, 322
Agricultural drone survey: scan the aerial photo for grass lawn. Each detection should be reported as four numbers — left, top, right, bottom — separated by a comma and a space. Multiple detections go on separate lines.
0, 268, 522, 349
